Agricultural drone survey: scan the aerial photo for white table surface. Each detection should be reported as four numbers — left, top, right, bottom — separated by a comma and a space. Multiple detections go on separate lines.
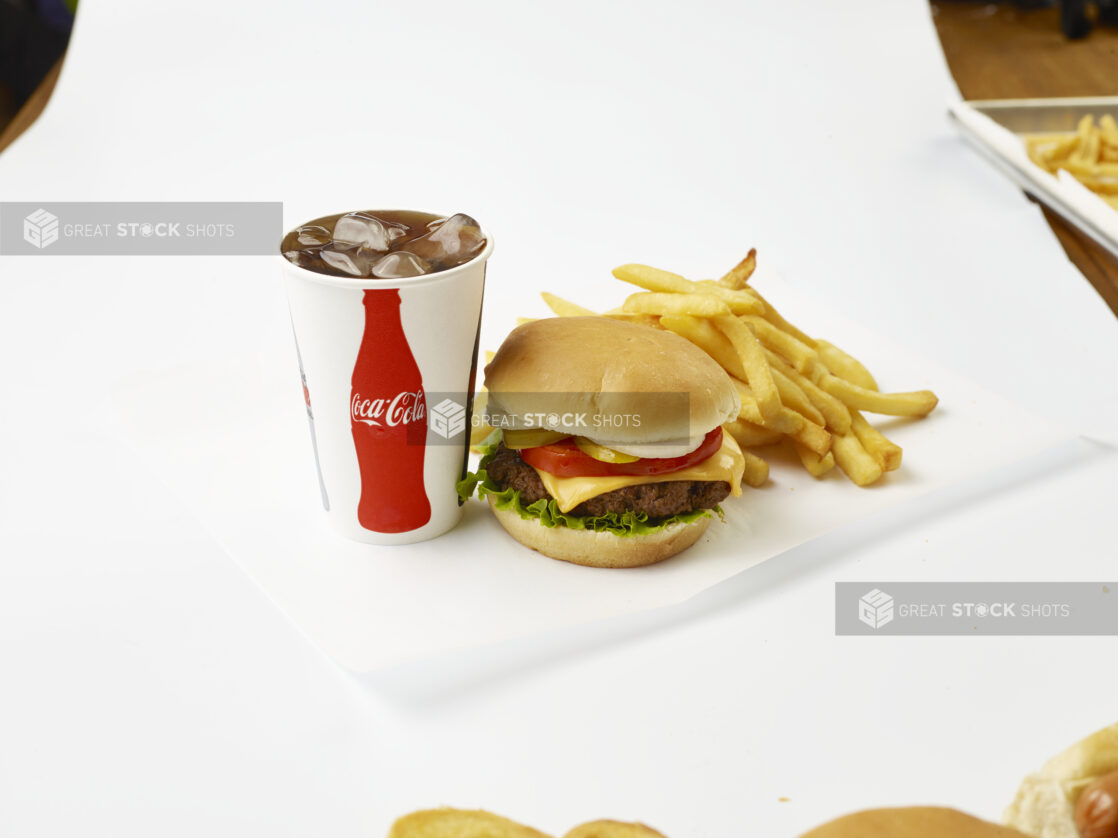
1, 1, 1116, 836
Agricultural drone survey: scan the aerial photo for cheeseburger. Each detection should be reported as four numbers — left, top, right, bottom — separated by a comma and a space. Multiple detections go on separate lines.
459, 317, 745, 568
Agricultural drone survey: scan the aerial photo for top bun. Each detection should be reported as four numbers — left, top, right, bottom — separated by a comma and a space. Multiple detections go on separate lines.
484, 317, 739, 449
563, 821, 668, 838
799, 808, 1030, 838
388, 808, 552, 838
1004, 722, 1118, 838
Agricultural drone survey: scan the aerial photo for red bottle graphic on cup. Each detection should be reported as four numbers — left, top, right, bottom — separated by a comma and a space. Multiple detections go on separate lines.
350, 288, 432, 533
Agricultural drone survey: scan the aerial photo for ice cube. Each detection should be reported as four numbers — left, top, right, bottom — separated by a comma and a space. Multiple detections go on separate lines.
332, 212, 397, 252
371, 251, 431, 278
284, 246, 326, 270
318, 242, 373, 277
404, 213, 485, 269
295, 225, 331, 247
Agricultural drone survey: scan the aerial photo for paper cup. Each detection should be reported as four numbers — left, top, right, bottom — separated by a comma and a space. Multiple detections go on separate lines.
281, 212, 492, 545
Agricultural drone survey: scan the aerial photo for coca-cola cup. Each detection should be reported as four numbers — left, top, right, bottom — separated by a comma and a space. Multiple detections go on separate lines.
280, 209, 492, 545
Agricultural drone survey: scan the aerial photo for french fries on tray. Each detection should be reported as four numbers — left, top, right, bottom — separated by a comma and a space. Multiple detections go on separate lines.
1025, 114, 1118, 209
527, 251, 939, 487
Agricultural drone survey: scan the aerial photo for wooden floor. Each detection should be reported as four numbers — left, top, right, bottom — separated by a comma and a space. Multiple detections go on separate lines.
932, 0, 1118, 315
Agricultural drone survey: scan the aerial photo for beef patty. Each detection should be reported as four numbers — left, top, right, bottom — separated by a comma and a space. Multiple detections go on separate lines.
484, 442, 730, 519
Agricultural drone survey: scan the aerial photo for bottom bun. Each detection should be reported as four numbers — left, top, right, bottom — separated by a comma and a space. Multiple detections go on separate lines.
798, 808, 1030, 838
488, 498, 710, 568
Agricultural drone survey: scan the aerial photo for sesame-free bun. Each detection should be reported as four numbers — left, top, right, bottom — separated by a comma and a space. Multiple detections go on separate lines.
484, 317, 739, 451
488, 497, 710, 568
387, 810, 667, 838
563, 821, 668, 838
798, 808, 1030, 838
1004, 723, 1118, 838
388, 808, 552, 838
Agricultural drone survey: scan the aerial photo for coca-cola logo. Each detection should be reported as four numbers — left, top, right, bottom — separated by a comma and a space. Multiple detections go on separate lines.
351, 390, 426, 428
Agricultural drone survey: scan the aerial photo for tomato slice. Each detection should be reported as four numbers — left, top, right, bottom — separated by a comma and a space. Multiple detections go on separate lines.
518, 427, 724, 478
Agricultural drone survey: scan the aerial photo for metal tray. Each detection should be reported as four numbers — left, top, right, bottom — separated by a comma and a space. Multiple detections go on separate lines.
964, 96, 1118, 134
948, 96, 1118, 261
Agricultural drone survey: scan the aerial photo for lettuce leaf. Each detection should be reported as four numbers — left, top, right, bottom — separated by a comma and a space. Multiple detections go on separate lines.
456, 431, 721, 538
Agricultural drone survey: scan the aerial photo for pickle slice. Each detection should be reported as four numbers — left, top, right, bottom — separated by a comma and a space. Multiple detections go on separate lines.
574, 437, 641, 463
503, 429, 571, 449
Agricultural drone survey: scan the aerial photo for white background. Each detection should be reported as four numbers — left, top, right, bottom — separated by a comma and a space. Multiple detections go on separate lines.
1, 1, 1116, 837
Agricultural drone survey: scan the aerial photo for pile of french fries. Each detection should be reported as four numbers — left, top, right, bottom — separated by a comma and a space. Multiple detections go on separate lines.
530, 251, 939, 487
1026, 114, 1118, 209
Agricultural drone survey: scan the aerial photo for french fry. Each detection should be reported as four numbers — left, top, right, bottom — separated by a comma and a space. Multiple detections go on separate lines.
660, 315, 748, 379
816, 339, 878, 391
718, 249, 757, 290
1060, 157, 1105, 178
614, 263, 763, 314
536, 251, 941, 487
622, 291, 731, 318
1071, 115, 1097, 166
742, 315, 818, 373
768, 365, 825, 426
541, 292, 597, 317
1074, 176, 1118, 195
772, 408, 807, 436
731, 379, 803, 435
740, 448, 770, 488
732, 379, 764, 425
789, 416, 831, 457
612, 263, 693, 294
469, 390, 494, 449
715, 315, 783, 425
818, 373, 938, 418
1027, 133, 1080, 167
764, 350, 852, 434
742, 286, 817, 347
850, 409, 902, 472
714, 290, 766, 315
794, 441, 836, 478
800, 375, 853, 433
1024, 115, 1118, 206
516, 317, 537, 326
831, 431, 884, 487
724, 419, 783, 448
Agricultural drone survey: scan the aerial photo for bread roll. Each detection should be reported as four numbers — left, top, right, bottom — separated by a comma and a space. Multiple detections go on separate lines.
388, 808, 552, 838
1005, 723, 1118, 838
563, 820, 668, 838
799, 806, 1030, 837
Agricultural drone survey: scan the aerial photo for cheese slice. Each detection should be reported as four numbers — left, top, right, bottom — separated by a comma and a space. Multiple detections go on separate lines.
532, 429, 746, 514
